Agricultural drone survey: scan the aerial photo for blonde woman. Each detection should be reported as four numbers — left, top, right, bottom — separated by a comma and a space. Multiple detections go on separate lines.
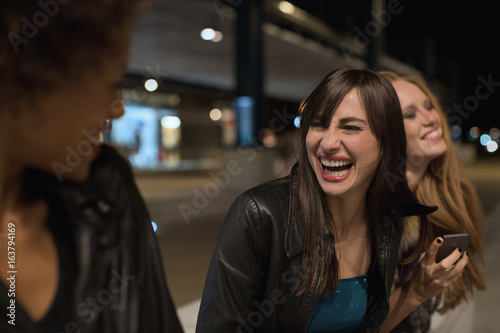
380, 71, 486, 332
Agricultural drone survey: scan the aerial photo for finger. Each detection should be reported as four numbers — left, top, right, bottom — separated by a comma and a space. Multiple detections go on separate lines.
454, 250, 469, 271
442, 262, 467, 287
441, 250, 469, 279
424, 237, 444, 265
439, 248, 464, 269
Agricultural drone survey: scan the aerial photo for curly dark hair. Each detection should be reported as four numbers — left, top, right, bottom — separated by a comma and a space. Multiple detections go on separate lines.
0, 0, 139, 108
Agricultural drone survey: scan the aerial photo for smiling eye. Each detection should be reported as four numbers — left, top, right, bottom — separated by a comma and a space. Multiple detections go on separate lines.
403, 112, 416, 119
310, 119, 326, 128
424, 102, 434, 111
343, 125, 361, 132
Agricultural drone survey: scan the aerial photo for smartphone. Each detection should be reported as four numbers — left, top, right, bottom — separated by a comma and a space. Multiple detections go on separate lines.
435, 233, 470, 263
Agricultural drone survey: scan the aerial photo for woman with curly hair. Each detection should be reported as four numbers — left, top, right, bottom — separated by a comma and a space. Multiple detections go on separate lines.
380, 71, 486, 333
0, 1, 182, 332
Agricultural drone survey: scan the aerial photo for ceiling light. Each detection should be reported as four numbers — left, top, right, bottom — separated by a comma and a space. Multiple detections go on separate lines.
144, 79, 158, 92
161, 116, 181, 129
279, 1, 295, 14
201, 28, 216, 41
210, 108, 222, 121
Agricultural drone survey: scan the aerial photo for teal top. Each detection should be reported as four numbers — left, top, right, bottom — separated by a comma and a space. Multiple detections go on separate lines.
307, 275, 368, 333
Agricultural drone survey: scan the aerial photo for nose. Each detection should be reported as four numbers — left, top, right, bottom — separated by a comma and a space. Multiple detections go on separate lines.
321, 127, 341, 153
110, 90, 125, 119
421, 108, 439, 126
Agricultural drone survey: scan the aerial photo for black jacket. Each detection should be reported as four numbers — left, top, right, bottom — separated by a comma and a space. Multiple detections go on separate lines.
196, 165, 435, 333
0, 145, 183, 333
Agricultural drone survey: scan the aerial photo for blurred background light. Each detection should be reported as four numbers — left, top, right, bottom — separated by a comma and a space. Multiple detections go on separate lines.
209, 108, 222, 121
200, 28, 216, 41
450, 125, 462, 142
468, 126, 481, 141
480, 134, 492, 146
486, 140, 498, 153
168, 93, 181, 107
262, 128, 277, 148
212, 31, 223, 42
489, 127, 500, 140
144, 78, 158, 92
151, 221, 158, 232
161, 116, 181, 129
279, 1, 295, 14
294, 115, 301, 128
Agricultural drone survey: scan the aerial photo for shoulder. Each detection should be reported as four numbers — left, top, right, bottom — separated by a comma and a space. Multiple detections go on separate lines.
90, 144, 134, 182
231, 175, 292, 218
242, 175, 290, 202
220, 175, 292, 239
54, 144, 141, 214
83, 144, 138, 198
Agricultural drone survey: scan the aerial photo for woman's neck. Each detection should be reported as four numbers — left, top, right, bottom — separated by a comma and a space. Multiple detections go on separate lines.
327, 193, 368, 241
0, 121, 47, 232
406, 161, 429, 192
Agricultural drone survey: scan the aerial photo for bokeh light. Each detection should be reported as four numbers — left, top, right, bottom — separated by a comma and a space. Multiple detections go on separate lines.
144, 79, 158, 92
279, 1, 295, 14
450, 125, 462, 142
161, 116, 181, 129
486, 141, 498, 153
294, 116, 301, 128
210, 108, 222, 121
489, 127, 500, 140
201, 28, 216, 41
467, 126, 480, 141
480, 134, 492, 146
212, 31, 223, 42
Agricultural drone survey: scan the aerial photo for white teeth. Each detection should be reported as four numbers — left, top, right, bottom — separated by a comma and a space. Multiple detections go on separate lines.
320, 158, 351, 167
423, 129, 441, 140
323, 168, 349, 177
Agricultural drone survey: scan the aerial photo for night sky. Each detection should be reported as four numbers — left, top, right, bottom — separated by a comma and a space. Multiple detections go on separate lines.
288, 0, 500, 134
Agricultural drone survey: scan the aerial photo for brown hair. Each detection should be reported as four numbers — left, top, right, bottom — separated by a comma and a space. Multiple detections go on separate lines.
296, 68, 427, 296
0, 0, 139, 109
380, 71, 486, 312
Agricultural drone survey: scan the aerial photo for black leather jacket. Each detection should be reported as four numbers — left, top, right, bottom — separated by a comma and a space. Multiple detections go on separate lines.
0, 145, 183, 333
197, 165, 435, 333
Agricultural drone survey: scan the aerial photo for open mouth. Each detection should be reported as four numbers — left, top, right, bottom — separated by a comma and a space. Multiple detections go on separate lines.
320, 158, 353, 177
422, 128, 442, 140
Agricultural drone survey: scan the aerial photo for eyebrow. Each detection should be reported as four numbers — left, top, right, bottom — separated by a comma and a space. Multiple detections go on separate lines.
402, 104, 417, 112
338, 117, 368, 126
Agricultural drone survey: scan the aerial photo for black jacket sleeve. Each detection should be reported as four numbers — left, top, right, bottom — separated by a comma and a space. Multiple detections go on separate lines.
196, 193, 268, 333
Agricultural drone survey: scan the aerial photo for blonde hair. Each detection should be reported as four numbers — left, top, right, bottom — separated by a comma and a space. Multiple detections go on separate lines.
380, 71, 486, 313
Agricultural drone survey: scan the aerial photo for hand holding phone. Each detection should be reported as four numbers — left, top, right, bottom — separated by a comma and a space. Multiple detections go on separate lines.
435, 233, 470, 263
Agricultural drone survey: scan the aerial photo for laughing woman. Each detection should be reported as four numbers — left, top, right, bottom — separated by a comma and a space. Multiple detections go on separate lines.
196, 69, 463, 332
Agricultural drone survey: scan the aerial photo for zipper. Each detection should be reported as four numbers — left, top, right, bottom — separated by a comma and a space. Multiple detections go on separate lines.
303, 234, 332, 333
380, 217, 395, 327
303, 268, 322, 333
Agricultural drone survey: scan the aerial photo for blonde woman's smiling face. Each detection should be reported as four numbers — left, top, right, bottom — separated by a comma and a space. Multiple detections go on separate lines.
392, 80, 447, 168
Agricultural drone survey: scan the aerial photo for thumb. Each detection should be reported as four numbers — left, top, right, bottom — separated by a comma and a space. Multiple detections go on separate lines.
418, 251, 426, 263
